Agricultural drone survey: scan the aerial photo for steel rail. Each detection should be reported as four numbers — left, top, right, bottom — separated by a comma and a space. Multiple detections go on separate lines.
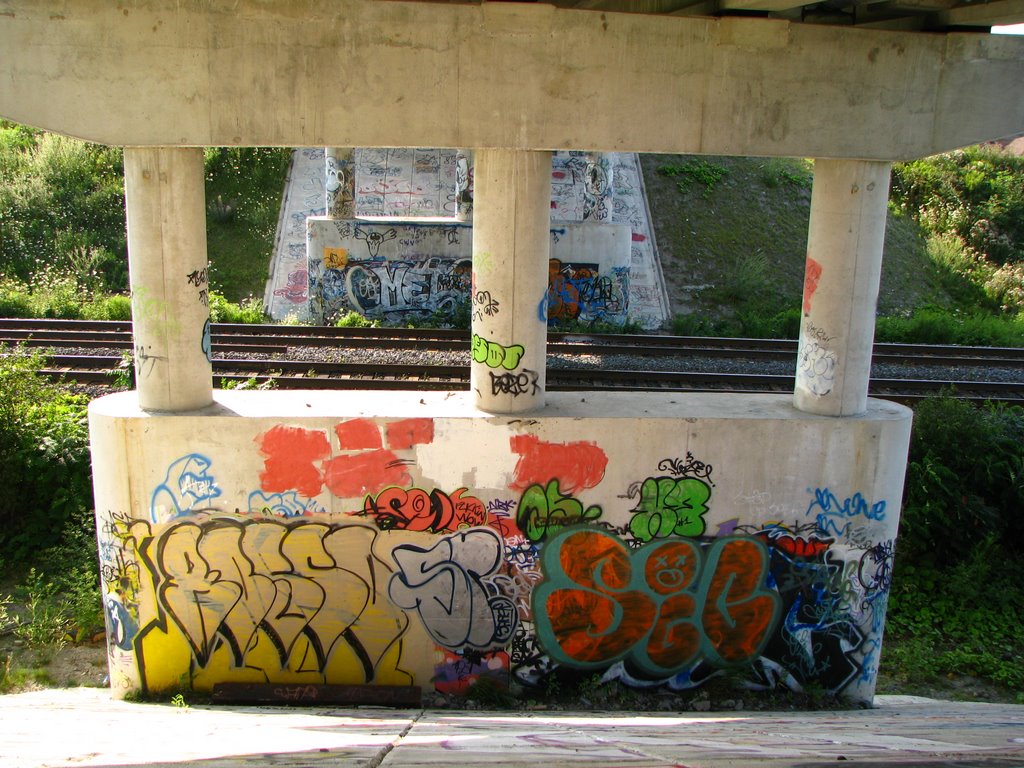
2, 318, 1023, 368
26, 353, 1024, 404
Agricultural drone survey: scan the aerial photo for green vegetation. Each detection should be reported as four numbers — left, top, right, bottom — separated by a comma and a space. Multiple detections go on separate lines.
0, 348, 103, 692
0, 123, 127, 293
0, 124, 288, 320
658, 159, 730, 199
881, 396, 1024, 701
202, 147, 291, 302
653, 147, 1024, 346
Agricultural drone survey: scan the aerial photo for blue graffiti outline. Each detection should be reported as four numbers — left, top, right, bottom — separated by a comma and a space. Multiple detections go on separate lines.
150, 453, 221, 522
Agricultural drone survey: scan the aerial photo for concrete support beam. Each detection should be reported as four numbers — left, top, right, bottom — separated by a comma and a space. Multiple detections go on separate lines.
794, 159, 892, 417
2, 1, 1023, 160
940, 0, 1024, 27
470, 149, 551, 414
124, 147, 213, 412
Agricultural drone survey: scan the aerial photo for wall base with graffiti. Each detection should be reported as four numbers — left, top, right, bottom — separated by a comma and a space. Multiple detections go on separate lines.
88, 390, 911, 705
307, 219, 632, 326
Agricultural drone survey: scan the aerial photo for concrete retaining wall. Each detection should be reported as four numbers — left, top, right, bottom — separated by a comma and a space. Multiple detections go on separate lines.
89, 389, 911, 705
307, 219, 631, 325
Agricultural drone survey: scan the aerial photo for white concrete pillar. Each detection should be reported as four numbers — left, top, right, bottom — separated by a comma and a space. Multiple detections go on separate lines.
124, 147, 213, 411
325, 147, 355, 218
470, 149, 551, 413
795, 159, 892, 417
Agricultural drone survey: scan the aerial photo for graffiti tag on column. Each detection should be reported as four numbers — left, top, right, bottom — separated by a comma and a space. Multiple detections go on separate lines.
388, 528, 518, 650
489, 369, 540, 398
806, 487, 887, 539
473, 290, 500, 321
186, 268, 209, 307
533, 528, 780, 677
798, 338, 837, 396
201, 319, 212, 363
472, 334, 525, 370
135, 344, 166, 378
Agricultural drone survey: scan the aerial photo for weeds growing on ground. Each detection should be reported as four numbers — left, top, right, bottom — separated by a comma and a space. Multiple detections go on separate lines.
658, 159, 729, 199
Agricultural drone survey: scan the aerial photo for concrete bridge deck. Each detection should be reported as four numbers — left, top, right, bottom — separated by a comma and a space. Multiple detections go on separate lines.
3, 687, 1022, 767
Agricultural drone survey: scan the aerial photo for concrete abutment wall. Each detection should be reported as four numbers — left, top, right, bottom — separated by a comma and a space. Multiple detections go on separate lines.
90, 390, 911, 704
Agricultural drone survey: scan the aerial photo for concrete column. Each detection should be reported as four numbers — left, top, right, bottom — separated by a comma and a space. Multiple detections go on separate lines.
795, 159, 892, 417
124, 147, 213, 411
470, 149, 551, 413
325, 147, 355, 218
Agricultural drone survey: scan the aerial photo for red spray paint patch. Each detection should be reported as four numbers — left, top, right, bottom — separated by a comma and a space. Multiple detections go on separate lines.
631, 232, 647, 242
321, 449, 410, 499
386, 418, 434, 450
334, 419, 383, 450
803, 256, 823, 315
257, 425, 331, 498
509, 434, 608, 494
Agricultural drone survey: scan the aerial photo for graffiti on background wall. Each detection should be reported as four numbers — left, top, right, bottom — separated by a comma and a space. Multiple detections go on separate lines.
103, 421, 895, 699
355, 148, 460, 218
308, 216, 630, 326
542, 258, 626, 324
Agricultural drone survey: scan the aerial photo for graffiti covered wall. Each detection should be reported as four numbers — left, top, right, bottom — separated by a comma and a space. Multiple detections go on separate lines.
89, 390, 911, 704
307, 219, 631, 326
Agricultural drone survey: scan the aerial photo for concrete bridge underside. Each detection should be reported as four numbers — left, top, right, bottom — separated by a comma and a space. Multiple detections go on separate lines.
2, 0, 1022, 705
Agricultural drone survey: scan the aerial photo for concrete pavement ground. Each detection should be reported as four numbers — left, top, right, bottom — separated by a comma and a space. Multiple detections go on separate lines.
2, 688, 1023, 768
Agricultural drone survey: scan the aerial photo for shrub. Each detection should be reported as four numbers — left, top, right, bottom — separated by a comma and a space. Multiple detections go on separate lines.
0, 275, 33, 317
335, 310, 379, 328
0, 127, 127, 291
759, 157, 812, 189
886, 537, 1024, 694
0, 345, 92, 566
893, 146, 1024, 266
208, 291, 265, 324
900, 395, 1024, 563
83, 293, 133, 321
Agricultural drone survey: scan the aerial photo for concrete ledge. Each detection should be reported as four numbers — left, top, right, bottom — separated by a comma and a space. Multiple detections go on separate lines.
88, 390, 911, 705
89, 388, 910, 421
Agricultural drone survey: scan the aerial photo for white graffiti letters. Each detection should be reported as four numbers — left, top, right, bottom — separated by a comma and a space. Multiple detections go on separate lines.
388, 528, 518, 650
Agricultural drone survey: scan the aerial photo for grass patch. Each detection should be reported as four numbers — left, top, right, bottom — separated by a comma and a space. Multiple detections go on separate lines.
875, 308, 1024, 346
883, 540, 1024, 701
658, 159, 729, 199
204, 148, 291, 302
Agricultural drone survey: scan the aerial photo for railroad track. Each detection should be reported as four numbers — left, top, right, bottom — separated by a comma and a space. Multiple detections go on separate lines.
2, 318, 1022, 404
